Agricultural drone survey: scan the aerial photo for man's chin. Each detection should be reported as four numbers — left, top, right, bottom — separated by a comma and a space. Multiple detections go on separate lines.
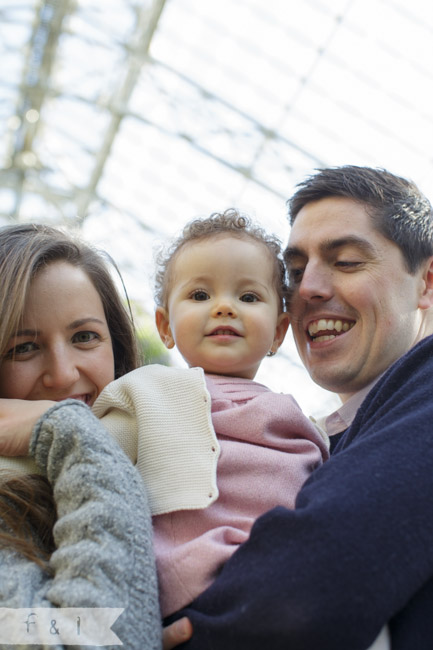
306, 364, 359, 395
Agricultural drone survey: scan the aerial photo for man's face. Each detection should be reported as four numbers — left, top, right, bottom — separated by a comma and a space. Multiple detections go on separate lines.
285, 196, 431, 401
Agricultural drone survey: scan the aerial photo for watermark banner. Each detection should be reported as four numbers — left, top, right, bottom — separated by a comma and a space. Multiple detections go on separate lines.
0, 607, 124, 646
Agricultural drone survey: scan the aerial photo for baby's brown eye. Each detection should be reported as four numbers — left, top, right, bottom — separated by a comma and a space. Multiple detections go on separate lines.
192, 291, 209, 301
241, 293, 258, 302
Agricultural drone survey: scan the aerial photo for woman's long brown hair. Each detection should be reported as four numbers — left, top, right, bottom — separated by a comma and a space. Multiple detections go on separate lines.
0, 475, 56, 568
0, 224, 138, 566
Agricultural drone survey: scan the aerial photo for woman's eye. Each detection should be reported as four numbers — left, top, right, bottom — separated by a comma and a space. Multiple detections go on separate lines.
73, 331, 99, 344
191, 290, 209, 301
240, 293, 259, 303
3, 341, 36, 359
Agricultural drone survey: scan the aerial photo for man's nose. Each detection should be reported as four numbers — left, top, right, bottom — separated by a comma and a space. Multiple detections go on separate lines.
297, 263, 334, 302
42, 348, 80, 389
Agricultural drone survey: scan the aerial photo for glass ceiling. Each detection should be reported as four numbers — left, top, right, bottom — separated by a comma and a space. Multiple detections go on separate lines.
1, 0, 433, 416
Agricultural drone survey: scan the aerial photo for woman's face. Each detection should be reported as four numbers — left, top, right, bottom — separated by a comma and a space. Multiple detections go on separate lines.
0, 261, 115, 406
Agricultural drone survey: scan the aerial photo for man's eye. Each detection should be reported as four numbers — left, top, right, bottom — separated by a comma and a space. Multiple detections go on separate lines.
73, 331, 99, 343
335, 261, 361, 268
191, 290, 209, 301
288, 268, 304, 283
240, 293, 258, 303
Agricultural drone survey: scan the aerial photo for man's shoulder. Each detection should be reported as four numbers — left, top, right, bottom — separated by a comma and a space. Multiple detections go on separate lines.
396, 332, 433, 364
384, 333, 433, 386
371, 334, 433, 400
336, 334, 433, 452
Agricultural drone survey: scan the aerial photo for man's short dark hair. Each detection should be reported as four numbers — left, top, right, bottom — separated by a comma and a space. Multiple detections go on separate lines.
288, 165, 433, 272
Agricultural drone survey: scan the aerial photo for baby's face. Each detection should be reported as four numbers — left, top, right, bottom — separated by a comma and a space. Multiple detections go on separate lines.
155, 235, 289, 379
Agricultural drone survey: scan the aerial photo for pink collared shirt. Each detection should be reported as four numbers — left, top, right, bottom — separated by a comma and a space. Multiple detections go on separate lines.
320, 377, 383, 438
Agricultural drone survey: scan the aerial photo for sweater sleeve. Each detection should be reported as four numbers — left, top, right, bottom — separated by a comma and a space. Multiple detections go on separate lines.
93, 365, 220, 515
176, 336, 433, 650
0, 399, 161, 650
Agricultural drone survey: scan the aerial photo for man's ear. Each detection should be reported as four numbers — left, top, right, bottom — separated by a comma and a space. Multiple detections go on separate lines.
270, 312, 290, 354
155, 307, 175, 349
418, 257, 433, 310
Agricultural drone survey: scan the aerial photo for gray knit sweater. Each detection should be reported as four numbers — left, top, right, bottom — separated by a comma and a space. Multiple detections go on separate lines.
0, 399, 161, 650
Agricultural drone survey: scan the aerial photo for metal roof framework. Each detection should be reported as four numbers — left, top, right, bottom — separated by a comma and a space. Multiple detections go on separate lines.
1, 0, 433, 415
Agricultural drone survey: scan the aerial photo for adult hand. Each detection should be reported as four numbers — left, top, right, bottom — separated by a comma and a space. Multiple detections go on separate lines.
163, 617, 193, 649
0, 399, 55, 456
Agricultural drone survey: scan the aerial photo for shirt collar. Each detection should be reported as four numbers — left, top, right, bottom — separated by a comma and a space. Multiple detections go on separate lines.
320, 376, 383, 437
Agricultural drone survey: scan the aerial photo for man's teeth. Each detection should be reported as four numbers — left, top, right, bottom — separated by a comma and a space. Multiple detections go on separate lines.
314, 334, 337, 342
308, 319, 354, 340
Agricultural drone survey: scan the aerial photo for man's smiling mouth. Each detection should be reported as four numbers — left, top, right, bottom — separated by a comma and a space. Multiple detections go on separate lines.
307, 318, 355, 342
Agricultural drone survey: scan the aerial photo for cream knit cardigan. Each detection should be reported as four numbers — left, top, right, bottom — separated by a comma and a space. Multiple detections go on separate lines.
92, 365, 220, 516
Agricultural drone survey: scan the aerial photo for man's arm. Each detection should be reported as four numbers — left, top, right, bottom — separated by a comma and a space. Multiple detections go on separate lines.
176, 336, 433, 649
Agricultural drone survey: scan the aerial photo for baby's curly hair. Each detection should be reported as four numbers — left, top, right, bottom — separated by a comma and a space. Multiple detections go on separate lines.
154, 208, 289, 311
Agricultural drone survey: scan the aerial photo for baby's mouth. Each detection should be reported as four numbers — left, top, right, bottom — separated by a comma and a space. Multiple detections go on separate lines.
307, 318, 355, 342
208, 328, 241, 336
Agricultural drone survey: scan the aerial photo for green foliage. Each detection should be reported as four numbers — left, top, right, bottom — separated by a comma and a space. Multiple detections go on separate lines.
130, 301, 170, 367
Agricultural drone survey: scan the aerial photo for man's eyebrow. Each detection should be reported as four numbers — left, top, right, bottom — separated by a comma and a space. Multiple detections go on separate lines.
284, 245, 305, 262
321, 236, 376, 255
284, 236, 376, 260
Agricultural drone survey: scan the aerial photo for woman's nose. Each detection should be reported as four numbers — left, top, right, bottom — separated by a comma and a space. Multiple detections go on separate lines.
42, 349, 80, 389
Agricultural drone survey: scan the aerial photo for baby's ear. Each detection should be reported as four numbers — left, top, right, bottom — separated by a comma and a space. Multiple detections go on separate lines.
155, 307, 175, 349
272, 312, 290, 353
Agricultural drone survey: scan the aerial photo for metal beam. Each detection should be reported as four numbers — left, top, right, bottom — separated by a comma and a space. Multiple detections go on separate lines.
7, 0, 76, 218
75, 0, 168, 221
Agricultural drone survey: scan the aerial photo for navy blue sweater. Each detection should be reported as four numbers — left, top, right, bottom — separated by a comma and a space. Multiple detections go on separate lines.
177, 335, 433, 649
